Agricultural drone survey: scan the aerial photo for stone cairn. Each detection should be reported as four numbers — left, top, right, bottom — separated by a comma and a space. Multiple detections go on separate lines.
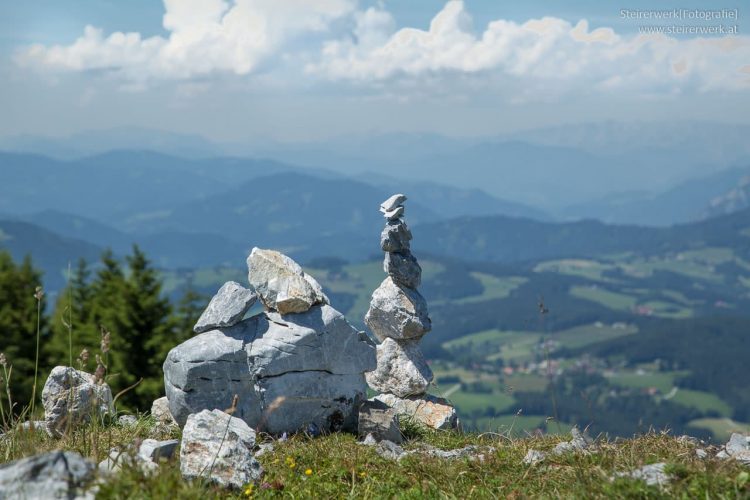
163, 248, 376, 436
364, 194, 459, 430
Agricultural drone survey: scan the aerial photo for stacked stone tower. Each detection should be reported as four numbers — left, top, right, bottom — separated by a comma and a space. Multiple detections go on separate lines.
364, 194, 434, 398
364, 194, 458, 429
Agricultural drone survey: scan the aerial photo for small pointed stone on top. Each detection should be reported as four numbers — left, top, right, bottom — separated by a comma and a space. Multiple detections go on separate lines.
194, 281, 258, 333
380, 194, 407, 213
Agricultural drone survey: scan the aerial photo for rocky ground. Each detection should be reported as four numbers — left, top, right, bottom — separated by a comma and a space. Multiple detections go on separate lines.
0, 416, 749, 499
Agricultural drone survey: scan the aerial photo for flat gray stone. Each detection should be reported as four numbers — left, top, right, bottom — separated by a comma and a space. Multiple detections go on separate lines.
358, 400, 402, 444
0, 451, 96, 499
194, 281, 257, 333
382, 206, 405, 220
247, 248, 328, 314
151, 396, 177, 426
374, 393, 460, 430
384, 251, 421, 289
164, 304, 376, 434
180, 409, 263, 489
523, 449, 546, 465
42, 366, 114, 437
380, 194, 407, 213
617, 462, 669, 487
117, 415, 138, 427
366, 338, 433, 398
718, 433, 750, 464
374, 440, 407, 461
552, 427, 593, 455
381, 220, 412, 253
139, 439, 179, 462
365, 277, 431, 341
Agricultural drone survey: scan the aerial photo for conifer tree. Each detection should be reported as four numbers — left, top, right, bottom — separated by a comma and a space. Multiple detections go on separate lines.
47, 258, 99, 371
0, 252, 47, 412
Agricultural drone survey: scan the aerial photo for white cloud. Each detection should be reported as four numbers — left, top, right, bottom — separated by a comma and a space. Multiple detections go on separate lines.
310, 0, 750, 93
14, 0, 750, 97
16, 0, 356, 84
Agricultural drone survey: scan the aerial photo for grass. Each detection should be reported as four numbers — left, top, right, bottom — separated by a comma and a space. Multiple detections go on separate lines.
454, 274, 527, 304
670, 389, 733, 417
534, 259, 619, 283
554, 323, 638, 350
689, 418, 750, 442
447, 390, 515, 414
570, 285, 638, 311
2, 419, 748, 498
607, 371, 687, 394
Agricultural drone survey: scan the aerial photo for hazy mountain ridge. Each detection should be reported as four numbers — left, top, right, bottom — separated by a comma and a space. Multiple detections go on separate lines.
563, 166, 750, 226
4, 121, 750, 216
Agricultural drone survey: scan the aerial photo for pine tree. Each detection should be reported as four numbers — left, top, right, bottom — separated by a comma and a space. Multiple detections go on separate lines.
160, 282, 204, 364
120, 246, 173, 409
0, 252, 47, 414
46, 259, 99, 372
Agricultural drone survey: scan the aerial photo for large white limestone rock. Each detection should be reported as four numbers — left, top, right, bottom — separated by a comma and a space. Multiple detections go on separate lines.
164, 304, 376, 435
42, 366, 114, 437
180, 409, 263, 489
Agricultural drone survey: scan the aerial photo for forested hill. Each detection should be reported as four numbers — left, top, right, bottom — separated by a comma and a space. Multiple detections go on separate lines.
412, 207, 750, 264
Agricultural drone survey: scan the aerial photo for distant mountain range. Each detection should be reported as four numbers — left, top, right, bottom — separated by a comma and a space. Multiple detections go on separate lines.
3, 121, 749, 211
2, 147, 750, 290
0, 220, 101, 290
563, 166, 750, 226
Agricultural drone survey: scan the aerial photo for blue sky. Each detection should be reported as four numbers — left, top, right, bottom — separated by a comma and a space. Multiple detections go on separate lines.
1, 0, 748, 141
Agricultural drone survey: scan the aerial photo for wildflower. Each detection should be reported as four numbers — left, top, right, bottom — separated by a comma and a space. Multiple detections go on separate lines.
243, 484, 254, 496
285, 456, 296, 469
359, 471, 367, 478
305, 468, 312, 476
0, 353, 6, 368
34, 286, 44, 301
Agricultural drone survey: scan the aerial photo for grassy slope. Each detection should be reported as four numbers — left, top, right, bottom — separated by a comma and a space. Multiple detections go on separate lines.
1, 418, 748, 498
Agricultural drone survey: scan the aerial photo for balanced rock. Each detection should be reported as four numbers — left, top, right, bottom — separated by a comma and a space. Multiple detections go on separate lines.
380, 193, 407, 213
42, 366, 114, 437
374, 393, 460, 430
247, 248, 328, 314
384, 251, 421, 289
381, 220, 412, 253
365, 277, 431, 341
194, 281, 257, 333
180, 409, 263, 489
365, 338, 433, 398
164, 303, 376, 434
0, 451, 96, 500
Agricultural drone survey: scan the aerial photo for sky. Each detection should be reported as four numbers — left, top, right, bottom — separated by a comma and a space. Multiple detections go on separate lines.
1, 0, 748, 142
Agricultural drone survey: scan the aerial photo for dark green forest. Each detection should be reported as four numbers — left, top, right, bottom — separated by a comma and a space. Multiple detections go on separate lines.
0, 248, 203, 415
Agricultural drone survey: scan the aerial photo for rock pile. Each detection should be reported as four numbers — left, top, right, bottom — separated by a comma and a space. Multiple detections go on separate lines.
364, 194, 459, 430
163, 248, 376, 435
